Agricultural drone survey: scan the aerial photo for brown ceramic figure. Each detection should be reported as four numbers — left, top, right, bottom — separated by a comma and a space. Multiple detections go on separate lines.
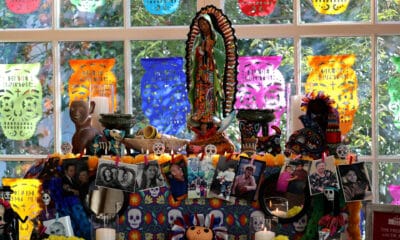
69, 100, 101, 154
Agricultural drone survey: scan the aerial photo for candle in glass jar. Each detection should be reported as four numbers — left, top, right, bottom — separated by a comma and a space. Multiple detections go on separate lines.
272, 208, 287, 218
96, 227, 116, 240
254, 228, 275, 240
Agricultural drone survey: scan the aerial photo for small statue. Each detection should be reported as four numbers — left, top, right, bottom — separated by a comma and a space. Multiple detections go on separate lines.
69, 100, 102, 155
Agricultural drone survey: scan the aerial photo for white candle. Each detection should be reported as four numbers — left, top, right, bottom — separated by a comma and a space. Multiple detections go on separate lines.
289, 95, 304, 134
255, 228, 275, 240
91, 96, 111, 131
96, 227, 116, 240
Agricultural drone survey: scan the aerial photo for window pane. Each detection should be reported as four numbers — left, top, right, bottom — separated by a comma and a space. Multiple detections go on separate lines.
379, 162, 400, 204
0, 160, 33, 178
224, 0, 293, 24
301, 37, 372, 156
378, 0, 400, 22
131, 0, 197, 26
377, 35, 400, 155
60, 1, 123, 27
0, 1, 52, 28
301, 0, 370, 23
60, 41, 125, 149
0, 42, 54, 155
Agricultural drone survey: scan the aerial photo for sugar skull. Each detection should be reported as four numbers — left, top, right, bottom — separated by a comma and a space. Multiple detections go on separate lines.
48, 222, 66, 236
250, 210, 266, 232
205, 144, 217, 158
323, 187, 337, 202
127, 208, 142, 229
293, 214, 308, 232
306, 55, 358, 135
70, 0, 106, 13
42, 191, 51, 206
153, 142, 165, 155
0, 63, 43, 140
167, 209, 183, 226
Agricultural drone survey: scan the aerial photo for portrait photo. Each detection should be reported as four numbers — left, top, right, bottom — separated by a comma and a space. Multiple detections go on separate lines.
208, 155, 239, 201
308, 156, 340, 196
161, 158, 188, 201
187, 156, 214, 199
277, 160, 311, 195
338, 162, 372, 202
61, 157, 90, 198
231, 156, 265, 201
136, 160, 166, 191
95, 159, 138, 192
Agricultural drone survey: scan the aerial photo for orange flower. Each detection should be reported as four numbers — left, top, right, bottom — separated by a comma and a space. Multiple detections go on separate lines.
87, 156, 98, 171
209, 198, 223, 209
157, 212, 166, 225
144, 212, 152, 224
129, 193, 142, 207
239, 214, 248, 226
128, 230, 141, 240
226, 214, 235, 226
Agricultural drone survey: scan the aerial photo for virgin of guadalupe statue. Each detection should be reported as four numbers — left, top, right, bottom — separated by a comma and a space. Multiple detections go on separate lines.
186, 6, 237, 154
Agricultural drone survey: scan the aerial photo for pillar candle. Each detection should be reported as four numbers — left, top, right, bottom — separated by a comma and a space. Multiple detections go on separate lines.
255, 229, 275, 240
91, 96, 111, 132
96, 227, 116, 240
289, 95, 304, 135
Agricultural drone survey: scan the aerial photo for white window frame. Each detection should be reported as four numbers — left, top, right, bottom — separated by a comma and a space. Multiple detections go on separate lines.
0, 0, 398, 203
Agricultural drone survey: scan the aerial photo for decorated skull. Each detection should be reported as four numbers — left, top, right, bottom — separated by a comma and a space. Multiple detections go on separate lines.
70, 0, 106, 13
153, 142, 165, 155
323, 187, 337, 202
127, 208, 142, 229
336, 144, 349, 159
250, 210, 266, 232
293, 214, 308, 232
0, 63, 43, 141
167, 209, 183, 226
205, 144, 217, 158
48, 222, 66, 236
149, 187, 160, 198
42, 191, 51, 206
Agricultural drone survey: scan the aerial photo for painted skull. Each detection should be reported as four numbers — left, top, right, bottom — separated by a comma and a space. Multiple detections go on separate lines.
153, 142, 165, 155
336, 144, 349, 159
70, 0, 106, 13
250, 210, 266, 232
48, 222, 66, 236
293, 214, 308, 232
324, 187, 337, 202
42, 192, 51, 206
149, 187, 160, 198
167, 209, 183, 226
306, 55, 358, 135
0, 63, 43, 141
127, 208, 142, 229
205, 144, 217, 158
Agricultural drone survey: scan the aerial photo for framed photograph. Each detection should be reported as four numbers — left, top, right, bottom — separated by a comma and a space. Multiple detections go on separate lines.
160, 158, 188, 201
95, 159, 138, 192
43, 216, 74, 237
61, 157, 90, 197
277, 160, 311, 195
186, 156, 215, 199
231, 156, 265, 201
366, 203, 400, 240
208, 155, 239, 201
136, 160, 166, 191
308, 156, 340, 196
337, 162, 372, 202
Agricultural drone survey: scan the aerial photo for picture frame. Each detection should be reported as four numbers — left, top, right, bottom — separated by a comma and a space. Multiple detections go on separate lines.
308, 156, 340, 196
337, 162, 372, 202
95, 159, 138, 192
366, 203, 400, 240
43, 215, 74, 237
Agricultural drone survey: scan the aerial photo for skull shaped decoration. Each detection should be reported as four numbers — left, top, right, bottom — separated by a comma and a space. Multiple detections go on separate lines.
205, 144, 217, 158
323, 187, 338, 202
70, 0, 106, 13
127, 208, 142, 229
0, 63, 43, 140
152, 142, 165, 155
167, 209, 183, 226
306, 55, 358, 135
293, 214, 308, 232
42, 191, 51, 206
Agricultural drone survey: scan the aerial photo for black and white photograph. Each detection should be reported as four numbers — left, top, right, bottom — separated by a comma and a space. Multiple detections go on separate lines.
43, 216, 74, 237
208, 155, 239, 201
95, 159, 138, 192
231, 156, 265, 201
136, 160, 166, 191
338, 162, 372, 202
61, 157, 90, 198
308, 156, 340, 196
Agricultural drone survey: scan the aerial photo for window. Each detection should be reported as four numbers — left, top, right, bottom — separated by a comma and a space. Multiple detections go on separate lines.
0, 0, 399, 204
